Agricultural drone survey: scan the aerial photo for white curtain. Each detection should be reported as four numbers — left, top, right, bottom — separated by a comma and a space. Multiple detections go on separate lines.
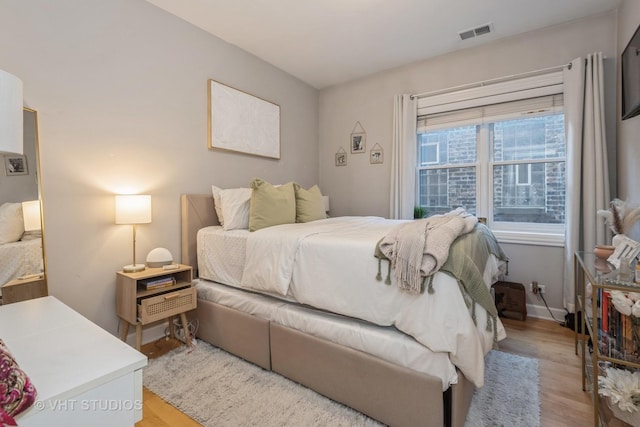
390, 94, 417, 219
563, 53, 610, 312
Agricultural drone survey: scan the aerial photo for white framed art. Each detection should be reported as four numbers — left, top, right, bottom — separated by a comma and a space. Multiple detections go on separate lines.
208, 79, 281, 159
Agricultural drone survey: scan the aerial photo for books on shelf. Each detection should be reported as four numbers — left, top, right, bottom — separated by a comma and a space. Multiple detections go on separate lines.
139, 276, 176, 290
597, 288, 640, 364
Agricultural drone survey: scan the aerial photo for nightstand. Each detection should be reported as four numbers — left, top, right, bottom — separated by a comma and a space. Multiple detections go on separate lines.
2, 274, 48, 305
116, 265, 196, 350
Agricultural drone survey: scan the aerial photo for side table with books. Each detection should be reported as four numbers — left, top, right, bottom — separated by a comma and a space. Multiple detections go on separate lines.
116, 264, 196, 350
574, 252, 640, 427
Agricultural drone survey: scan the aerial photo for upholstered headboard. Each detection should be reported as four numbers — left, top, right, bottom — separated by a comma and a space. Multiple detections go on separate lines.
180, 194, 220, 276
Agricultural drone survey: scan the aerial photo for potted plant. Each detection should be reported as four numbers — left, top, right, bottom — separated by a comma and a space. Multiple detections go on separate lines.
414, 206, 427, 219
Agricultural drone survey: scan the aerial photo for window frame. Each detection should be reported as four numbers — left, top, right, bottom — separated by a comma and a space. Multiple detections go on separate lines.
415, 72, 566, 246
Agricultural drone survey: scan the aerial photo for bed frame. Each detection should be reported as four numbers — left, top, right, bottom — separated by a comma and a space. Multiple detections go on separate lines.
180, 194, 475, 427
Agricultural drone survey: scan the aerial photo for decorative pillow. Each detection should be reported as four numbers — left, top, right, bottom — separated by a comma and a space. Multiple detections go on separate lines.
249, 178, 296, 232
0, 339, 37, 423
294, 184, 327, 223
211, 185, 225, 227
0, 203, 24, 245
219, 188, 252, 230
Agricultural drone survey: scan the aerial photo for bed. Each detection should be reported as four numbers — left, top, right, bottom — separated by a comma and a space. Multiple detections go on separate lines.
0, 201, 43, 287
181, 191, 507, 427
0, 237, 43, 286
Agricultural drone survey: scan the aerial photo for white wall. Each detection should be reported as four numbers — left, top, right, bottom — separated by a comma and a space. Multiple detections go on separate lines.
318, 12, 618, 314
0, 0, 318, 335
617, 1, 640, 242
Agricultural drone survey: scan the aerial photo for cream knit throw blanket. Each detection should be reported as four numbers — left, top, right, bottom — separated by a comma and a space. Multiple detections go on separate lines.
378, 208, 477, 294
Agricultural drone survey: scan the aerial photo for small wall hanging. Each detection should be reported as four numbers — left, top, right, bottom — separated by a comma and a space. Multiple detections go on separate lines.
335, 147, 347, 166
350, 121, 366, 154
370, 144, 383, 164
4, 155, 28, 176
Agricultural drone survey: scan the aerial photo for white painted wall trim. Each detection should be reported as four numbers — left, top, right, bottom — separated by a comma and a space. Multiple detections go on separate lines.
525, 303, 567, 324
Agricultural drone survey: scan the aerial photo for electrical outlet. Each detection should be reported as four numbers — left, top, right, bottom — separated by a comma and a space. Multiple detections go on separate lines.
531, 281, 539, 294
538, 284, 546, 294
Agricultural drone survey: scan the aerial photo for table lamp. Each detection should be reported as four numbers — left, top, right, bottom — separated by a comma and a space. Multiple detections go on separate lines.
0, 69, 23, 155
21, 200, 42, 232
115, 194, 151, 273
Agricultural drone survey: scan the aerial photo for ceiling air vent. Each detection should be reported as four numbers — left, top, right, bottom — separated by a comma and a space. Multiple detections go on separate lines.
458, 23, 493, 41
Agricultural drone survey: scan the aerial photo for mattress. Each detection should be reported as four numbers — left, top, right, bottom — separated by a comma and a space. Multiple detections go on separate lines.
197, 227, 246, 288
196, 279, 458, 389
196, 218, 506, 387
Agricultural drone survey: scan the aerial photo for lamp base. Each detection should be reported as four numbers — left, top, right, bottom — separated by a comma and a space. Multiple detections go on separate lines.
123, 264, 146, 273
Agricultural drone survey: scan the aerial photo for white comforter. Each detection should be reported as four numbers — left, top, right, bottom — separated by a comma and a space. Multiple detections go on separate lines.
240, 216, 505, 387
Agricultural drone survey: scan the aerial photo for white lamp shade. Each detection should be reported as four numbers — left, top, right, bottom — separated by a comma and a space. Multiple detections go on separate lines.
322, 195, 330, 213
115, 195, 151, 224
0, 69, 23, 155
21, 200, 41, 231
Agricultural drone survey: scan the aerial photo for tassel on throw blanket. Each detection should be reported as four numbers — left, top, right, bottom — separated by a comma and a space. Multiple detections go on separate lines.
377, 208, 477, 294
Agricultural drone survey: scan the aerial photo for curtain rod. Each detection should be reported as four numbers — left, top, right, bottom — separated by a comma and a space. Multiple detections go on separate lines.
410, 62, 571, 100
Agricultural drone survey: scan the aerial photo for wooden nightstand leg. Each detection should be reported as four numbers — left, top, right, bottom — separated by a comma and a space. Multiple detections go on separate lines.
135, 324, 142, 351
121, 321, 130, 342
168, 316, 175, 339
180, 313, 192, 347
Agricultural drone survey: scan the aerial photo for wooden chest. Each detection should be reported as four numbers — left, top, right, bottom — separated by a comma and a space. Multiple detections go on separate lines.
492, 281, 527, 321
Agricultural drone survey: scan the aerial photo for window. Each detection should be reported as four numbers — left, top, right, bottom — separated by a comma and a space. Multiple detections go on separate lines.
516, 164, 531, 186
491, 115, 565, 226
416, 86, 566, 244
421, 141, 440, 164
417, 126, 477, 215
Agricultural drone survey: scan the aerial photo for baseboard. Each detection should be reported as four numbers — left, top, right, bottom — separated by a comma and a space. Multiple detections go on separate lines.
525, 303, 566, 323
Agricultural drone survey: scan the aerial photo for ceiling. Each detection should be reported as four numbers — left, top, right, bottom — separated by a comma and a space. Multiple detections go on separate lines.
145, 0, 621, 89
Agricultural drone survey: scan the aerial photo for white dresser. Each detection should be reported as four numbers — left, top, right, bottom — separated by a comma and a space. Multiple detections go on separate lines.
0, 296, 147, 426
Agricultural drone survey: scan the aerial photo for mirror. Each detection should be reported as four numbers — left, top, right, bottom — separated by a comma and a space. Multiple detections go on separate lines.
0, 108, 46, 297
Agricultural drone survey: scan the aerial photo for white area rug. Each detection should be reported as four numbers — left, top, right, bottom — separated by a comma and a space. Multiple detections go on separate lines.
464, 350, 540, 427
143, 341, 539, 427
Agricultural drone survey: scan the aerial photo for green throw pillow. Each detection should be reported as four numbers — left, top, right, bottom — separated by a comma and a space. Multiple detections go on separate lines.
294, 184, 326, 223
249, 179, 296, 231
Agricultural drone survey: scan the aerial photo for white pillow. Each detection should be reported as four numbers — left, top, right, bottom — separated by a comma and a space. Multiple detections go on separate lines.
0, 202, 25, 244
211, 185, 225, 227
219, 188, 252, 230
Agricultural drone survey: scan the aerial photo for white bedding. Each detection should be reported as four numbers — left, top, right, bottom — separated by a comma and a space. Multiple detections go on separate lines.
0, 237, 43, 286
197, 216, 506, 387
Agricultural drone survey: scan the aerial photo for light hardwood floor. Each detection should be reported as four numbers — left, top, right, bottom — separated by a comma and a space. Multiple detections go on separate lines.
136, 317, 594, 427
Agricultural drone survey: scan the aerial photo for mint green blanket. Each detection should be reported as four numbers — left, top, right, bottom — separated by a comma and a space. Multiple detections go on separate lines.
440, 224, 508, 320
375, 223, 508, 340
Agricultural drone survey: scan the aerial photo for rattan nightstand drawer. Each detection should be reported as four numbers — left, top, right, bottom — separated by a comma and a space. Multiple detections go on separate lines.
137, 286, 196, 324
